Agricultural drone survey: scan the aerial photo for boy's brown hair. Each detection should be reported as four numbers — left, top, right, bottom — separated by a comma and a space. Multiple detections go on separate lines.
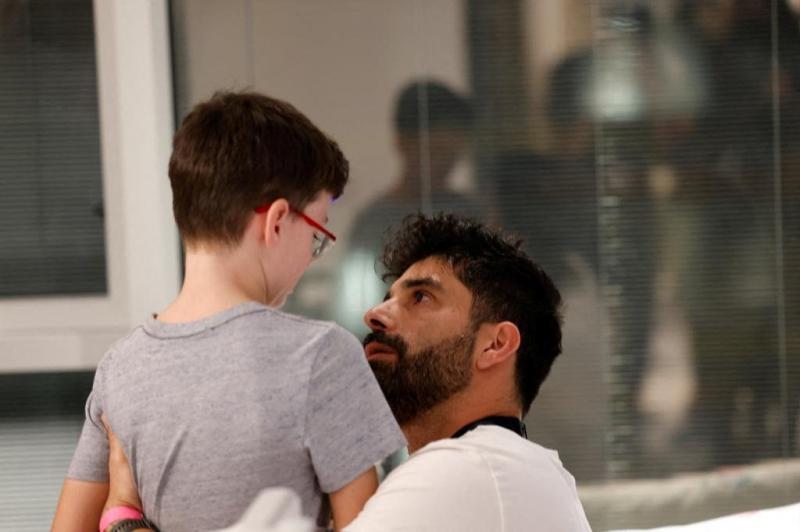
169, 91, 349, 247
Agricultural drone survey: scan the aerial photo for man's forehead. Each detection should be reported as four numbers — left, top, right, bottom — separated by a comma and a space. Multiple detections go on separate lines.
388, 257, 468, 296
397, 257, 448, 280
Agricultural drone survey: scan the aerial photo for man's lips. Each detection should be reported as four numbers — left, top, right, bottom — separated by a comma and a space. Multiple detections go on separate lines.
364, 341, 398, 361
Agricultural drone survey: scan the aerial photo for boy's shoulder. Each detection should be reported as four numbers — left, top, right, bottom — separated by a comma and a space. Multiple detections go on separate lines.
98, 302, 359, 366
260, 304, 337, 333
251, 305, 359, 348
234, 306, 367, 369
98, 325, 146, 367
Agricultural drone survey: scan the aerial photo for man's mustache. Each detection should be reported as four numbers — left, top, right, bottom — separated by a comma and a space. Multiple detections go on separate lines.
362, 330, 409, 360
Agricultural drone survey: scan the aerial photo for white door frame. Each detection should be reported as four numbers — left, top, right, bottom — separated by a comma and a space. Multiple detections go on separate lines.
0, 0, 180, 372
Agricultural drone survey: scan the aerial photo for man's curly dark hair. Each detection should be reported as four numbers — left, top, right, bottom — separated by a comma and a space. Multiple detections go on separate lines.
381, 213, 563, 415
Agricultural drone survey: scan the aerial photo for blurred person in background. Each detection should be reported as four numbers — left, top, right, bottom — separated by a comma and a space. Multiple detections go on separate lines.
486, 49, 607, 481
668, 0, 800, 467
501, 0, 800, 478
490, 30, 660, 477
777, 110, 800, 455
335, 79, 484, 333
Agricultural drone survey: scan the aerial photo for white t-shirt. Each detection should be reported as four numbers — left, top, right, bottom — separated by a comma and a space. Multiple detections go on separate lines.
346, 425, 592, 532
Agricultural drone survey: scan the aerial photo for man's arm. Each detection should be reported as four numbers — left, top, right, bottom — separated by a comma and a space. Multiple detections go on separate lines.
328, 467, 379, 530
305, 327, 405, 526
51, 479, 108, 532
88, 416, 151, 532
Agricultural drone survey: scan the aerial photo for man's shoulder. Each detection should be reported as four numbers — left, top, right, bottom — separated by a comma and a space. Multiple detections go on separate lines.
453, 427, 591, 530
445, 425, 574, 480
372, 427, 590, 531
380, 433, 499, 491
346, 434, 503, 531
403, 427, 582, 504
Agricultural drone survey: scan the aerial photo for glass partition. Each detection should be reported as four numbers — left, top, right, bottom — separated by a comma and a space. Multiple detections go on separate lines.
168, 1, 800, 528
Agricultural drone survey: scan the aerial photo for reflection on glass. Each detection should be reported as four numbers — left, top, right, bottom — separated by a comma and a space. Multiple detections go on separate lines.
117, 0, 800, 528
334, 79, 484, 333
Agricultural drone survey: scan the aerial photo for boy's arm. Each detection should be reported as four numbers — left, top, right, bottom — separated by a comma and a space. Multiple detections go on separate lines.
305, 327, 405, 519
328, 467, 379, 531
51, 479, 108, 532
55, 359, 112, 531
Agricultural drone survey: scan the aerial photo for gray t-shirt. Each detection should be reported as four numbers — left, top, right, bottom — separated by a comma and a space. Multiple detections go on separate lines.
67, 302, 406, 531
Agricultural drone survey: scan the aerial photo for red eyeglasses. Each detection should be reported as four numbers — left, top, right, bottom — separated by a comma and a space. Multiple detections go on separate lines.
254, 203, 336, 258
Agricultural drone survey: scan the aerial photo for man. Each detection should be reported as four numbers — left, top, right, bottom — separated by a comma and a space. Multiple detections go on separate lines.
102, 214, 591, 531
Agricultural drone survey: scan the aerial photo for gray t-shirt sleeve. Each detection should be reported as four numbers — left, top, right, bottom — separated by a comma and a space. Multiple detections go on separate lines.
304, 325, 406, 493
66, 357, 109, 481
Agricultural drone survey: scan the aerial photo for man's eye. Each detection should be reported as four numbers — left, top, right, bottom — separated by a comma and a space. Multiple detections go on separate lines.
413, 290, 429, 303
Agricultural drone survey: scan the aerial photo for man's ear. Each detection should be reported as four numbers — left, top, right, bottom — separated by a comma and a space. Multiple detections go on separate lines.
261, 199, 291, 246
476, 321, 521, 371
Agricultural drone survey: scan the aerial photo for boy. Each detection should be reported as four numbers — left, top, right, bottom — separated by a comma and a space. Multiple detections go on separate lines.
52, 92, 406, 531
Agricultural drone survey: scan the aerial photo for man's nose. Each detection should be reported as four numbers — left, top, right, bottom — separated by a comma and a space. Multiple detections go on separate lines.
364, 301, 395, 332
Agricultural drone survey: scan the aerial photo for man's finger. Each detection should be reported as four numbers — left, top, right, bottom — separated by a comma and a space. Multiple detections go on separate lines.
101, 413, 120, 446
101, 413, 128, 471
100, 413, 144, 512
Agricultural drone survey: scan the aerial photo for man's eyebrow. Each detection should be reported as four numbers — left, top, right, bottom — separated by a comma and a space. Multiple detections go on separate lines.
400, 277, 443, 291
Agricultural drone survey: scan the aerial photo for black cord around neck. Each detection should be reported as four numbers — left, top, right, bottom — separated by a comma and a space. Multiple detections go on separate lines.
451, 416, 528, 439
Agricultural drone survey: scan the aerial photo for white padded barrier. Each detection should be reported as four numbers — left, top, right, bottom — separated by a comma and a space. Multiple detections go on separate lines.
578, 459, 800, 531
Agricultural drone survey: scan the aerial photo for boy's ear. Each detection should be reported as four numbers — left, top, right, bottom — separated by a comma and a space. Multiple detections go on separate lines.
261, 199, 291, 246
475, 321, 520, 371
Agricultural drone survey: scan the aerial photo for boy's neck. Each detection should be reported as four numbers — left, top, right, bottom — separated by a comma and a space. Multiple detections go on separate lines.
157, 244, 274, 323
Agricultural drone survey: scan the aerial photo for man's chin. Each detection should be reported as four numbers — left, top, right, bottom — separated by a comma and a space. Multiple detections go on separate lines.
368, 358, 396, 377
368, 359, 399, 400
367, 363, 427, 426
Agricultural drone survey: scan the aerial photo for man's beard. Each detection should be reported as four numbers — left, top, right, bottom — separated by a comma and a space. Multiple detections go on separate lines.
363, 329, 475, 425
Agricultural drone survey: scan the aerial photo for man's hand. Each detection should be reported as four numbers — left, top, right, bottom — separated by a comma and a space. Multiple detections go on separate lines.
101, 415, 143, 512
51, 480, 108, 532
51, 414, 134, 532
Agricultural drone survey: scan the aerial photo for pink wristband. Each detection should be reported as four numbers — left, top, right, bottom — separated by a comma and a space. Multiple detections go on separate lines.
99, 505, 143, 532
